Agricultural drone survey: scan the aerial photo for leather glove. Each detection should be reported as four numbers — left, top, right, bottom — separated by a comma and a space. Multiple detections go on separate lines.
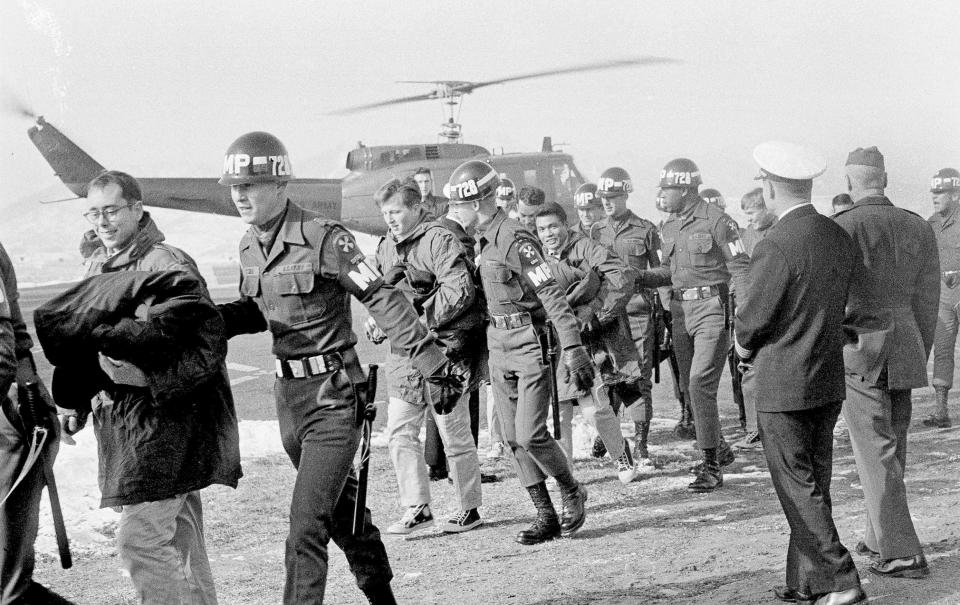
364, 317, 387, 344
382, 262, 407, 286
562, 345, 594, 392
737, 360, 754, 376
424, 362, 466, 415
57, 407, 89, 445
98, 353, 148, 387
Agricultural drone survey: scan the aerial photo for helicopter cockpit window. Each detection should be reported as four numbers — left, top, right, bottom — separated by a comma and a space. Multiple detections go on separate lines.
551, 160, 583, 197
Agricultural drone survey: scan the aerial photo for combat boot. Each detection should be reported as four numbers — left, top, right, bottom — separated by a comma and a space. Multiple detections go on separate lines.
674, 397, 696, 440
633, 421, 651, 461
363, 583, 398, 605
688, 447, 723, 492
558, 482, 588, 537
689, 438, 736, 474
922, 386, 952, 428
516, 482, 561, 545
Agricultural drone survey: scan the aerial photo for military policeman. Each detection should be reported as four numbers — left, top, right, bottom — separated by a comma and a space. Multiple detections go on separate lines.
496, 177, 520, 220
412, 167, 449, 219
570, 183, 608, 239
217, 132, 459, 605
636, 158, 749, 492
535, 202, 640, 483
595, 167, 661, 463
700, 188, 726, 210
446, 160, 593, 545
925, 167, 960, 428
369, 178, 485, 535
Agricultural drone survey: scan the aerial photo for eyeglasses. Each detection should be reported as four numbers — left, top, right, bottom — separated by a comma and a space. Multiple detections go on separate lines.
83, 204, 130, 224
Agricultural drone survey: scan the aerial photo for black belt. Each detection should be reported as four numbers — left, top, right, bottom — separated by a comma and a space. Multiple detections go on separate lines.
275, 352, 343, 379
489, 312, 533, 330
674, 285, 721, 301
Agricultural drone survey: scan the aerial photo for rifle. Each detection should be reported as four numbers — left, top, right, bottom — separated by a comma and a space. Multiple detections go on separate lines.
541, 321, 562, 440
0, 382, 72, 568
651, 290, 663, 384
352, 364, 378, 536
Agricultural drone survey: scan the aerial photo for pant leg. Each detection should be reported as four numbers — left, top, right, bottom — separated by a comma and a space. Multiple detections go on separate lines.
485, 383, 504, 444
670, 300, 693, 402
386, 397, 430, 508
432, 388, 482, 511
557, 400, 574, 462
890, 389, 912, 475
468, 389, 480, 446
741, 365, 759, 433
276, 371, 392, 604
626, 308, 655, 422
842, 374, 922, 559
423, 412, 446, 472
932, 303, 960, 388
683, 297, 728, 449
117, 494, 217, 605
758, 404, 860, 596
0, 401, 53, 604
580, 393, 625, 459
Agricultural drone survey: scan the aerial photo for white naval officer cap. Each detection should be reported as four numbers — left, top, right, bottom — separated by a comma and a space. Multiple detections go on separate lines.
753, 141, 826, 182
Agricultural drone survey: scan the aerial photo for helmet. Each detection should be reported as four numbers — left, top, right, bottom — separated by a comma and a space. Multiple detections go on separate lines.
931, 168, 960, 193
496, 177, 516, 201
597, 167, 633, 196
700, 187, 725, 209
447, 160, 500, 203
574, 183, 601, 208
659, 158, 702, 189
219, 131, 292, 186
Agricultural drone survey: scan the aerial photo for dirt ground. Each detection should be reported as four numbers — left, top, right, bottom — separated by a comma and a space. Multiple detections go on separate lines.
32, 386, 960, 604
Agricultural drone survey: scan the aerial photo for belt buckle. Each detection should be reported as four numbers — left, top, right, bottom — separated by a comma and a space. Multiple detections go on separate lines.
289, 360, 306, 379
307, 356, 325, 375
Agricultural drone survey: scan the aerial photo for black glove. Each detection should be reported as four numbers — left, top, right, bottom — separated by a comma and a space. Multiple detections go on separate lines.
424, 362, 465, 415
562, 345, 594, 392
382, 263, 407, 286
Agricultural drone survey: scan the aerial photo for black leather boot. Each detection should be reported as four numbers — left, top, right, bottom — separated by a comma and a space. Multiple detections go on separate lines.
558, 482, 588, 537
633, 421, 650, 460
516, 482, 561, 545
923, 386, 952, 428
688, 447, 723, 492
363, 583, 398, 605
674, 395, 696, 440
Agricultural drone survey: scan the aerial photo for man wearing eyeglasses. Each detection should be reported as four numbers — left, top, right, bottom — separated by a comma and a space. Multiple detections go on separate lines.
57, 170, 242, 604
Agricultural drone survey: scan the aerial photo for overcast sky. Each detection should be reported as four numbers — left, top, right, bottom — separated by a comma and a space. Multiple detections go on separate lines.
1, 0, 958, 233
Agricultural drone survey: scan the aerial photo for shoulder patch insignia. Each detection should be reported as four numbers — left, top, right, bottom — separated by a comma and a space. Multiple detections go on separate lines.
336, 234, 356, 253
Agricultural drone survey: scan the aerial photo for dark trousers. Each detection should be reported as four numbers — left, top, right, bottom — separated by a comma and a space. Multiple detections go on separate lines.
758, 402, 860, 596
425, 389, 480, 469
671, 297, 727, 448
276, 371, 392, 604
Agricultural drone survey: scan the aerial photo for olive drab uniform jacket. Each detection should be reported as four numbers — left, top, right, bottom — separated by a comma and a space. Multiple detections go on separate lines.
219, 201, 446, 376
834, 196, 940, 388
0, 245, 17, 399
637, 197, 749, 294
476, 209, 581, 350
929, 206, 960, 308
596, 211, 660, 313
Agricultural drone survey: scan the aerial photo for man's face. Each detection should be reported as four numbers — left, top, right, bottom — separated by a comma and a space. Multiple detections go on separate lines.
933, 190, 960, 216
380, 194, 420, 238
413, 173, 432, 199
536, 214, 568, 253
447, 200, 478, 229
85, 183, 143, 251
658, 188, 686, 213
518, 202, 539, 230
496, 195, 515, 209
577, 206, 604, 228
600, 193, 628, 217
231, 182, 285, 226
744, 205, 775, 229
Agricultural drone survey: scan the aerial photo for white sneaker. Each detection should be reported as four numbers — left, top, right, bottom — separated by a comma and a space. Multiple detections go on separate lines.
615, 447, 638, 484
487, 441, 507, 460
385, 504, 434, 535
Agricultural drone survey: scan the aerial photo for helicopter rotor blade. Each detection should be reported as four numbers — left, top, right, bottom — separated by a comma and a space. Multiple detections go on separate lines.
0, 88, 37, 119
327, 91, 438, 115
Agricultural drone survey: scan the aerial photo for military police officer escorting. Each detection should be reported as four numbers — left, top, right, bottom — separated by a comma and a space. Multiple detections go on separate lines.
926, 167, 960, 428
636, 158, 749, 492
595, 167, 661, 463
216, 132, 460, 604
446, 160, 593, 545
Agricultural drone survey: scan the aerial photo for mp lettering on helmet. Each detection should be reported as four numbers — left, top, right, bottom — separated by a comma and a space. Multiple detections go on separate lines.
575, 191, 595, 205
225, 153, 251, 175
599, 177, 632, 193
933, 176, 960, 191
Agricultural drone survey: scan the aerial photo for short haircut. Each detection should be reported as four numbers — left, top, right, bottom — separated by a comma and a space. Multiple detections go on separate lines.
87, 170, 142, 203
535, 201, 567, 224
518, 186, 545, 206
845, 165, 885, 190
374, 178, 422, 208
413, 167, 432, 178
772, 178, 813, 198
740, 187, 765, 211
832, 193, 853, 209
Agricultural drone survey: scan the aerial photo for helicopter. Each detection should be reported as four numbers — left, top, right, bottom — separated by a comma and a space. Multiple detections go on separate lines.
24, 57, 675, 235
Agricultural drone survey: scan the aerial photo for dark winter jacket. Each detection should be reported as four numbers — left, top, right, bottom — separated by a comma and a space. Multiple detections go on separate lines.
35, 268, 242, 507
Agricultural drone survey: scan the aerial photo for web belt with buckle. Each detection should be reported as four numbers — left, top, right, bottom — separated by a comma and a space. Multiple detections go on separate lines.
674, 285, 721, 301
275, 352, 343, 379
489, 312, 533, 330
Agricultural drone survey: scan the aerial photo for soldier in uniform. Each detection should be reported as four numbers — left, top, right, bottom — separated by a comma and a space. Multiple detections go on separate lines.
0, 243, 72, 605
535, 202, 640, 483
570, 183, 607, 239
834, 146, 938, 580
216, 132, 460, 604
595, 167, 661, 463
516, 185, 546, 232
368, 178, 485, 535
732, 187, 778, 451
496, 177, 520, 220
700, 188, 726, 210
445, 160, 593, 545
925, 168, 960, 428
636, 158, 749, 492
412, 167, 449, 219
